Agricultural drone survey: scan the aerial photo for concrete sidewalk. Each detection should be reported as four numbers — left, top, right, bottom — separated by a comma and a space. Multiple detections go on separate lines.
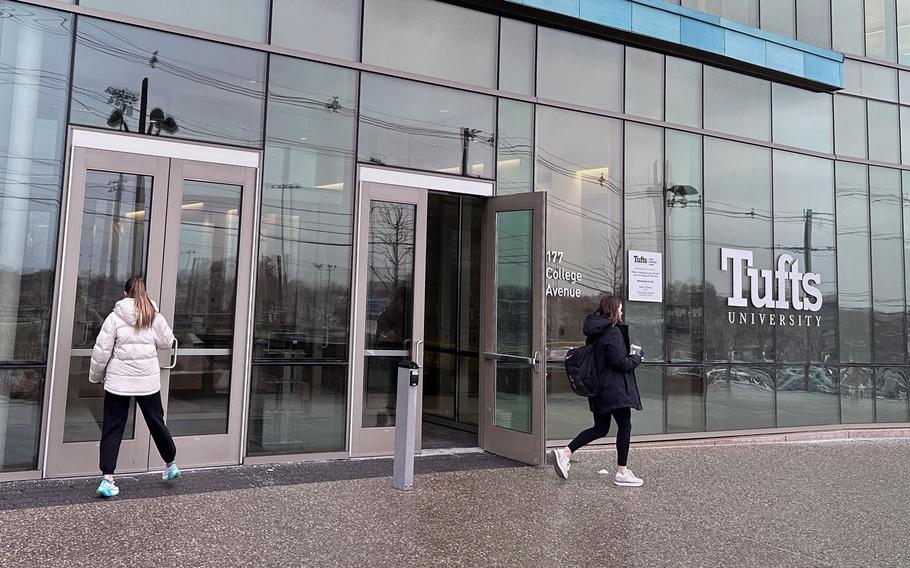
1, 439, 908, 567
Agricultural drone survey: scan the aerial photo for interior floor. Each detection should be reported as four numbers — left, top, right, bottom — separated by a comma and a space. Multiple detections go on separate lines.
421, 420, 478, 450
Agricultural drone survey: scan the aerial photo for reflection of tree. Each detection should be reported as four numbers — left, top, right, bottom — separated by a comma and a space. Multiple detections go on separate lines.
598, 231, 624, 295
368, 203, 414, 294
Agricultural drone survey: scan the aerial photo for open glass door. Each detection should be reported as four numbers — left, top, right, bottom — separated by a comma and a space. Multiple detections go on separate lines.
480, 191, 546, 465
350, 182, 427, 455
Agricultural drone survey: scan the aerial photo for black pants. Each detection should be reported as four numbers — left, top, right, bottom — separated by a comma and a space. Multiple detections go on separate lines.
100, 391, 176, 475
567, 408, 632, 466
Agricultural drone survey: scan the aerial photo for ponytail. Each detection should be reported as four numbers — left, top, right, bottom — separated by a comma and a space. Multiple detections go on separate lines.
124, 276, 155, 330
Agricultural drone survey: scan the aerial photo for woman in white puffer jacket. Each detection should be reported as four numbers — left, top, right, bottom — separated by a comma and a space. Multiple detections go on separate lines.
88, 276, 181, 497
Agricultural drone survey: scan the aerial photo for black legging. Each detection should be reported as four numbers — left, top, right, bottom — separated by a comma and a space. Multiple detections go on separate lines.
567, 408, 632, 466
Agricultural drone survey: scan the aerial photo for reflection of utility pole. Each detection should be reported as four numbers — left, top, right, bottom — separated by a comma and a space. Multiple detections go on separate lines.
108, 175, 124, 281
461, 127, 479, 176
803, 208, 813, 273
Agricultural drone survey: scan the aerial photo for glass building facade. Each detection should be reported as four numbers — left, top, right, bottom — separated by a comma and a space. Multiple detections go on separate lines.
1, 0, 909, 476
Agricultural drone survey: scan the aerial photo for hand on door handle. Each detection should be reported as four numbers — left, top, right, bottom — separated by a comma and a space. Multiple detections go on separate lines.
162, 338, 178, 370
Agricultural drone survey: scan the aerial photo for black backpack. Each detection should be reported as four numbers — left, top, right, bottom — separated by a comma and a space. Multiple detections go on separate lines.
563, 338, 602, 397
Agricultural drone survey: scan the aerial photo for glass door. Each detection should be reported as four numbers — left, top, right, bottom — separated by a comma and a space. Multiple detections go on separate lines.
350, 182, 427, 456
480, 192, 546, 465
45, 148, 169, 477
45, 143, 257, 477
155, 159, 257, 468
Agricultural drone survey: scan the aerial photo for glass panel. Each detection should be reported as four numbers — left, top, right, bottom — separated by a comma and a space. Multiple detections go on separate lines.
358, 73, 495, 178
772, 151, 837, 363
625, 48, 663, 120
636, 366, 665, 435
63, 356, 135, 442
796, 0, 831, 49
900, 71, 910, 105
0, 2, 72, 366
246, 364, 347, 455
706, 366, 774, 431
704, 140, 773, 362
456, 355, 479, 426
538, 106, 623, 354
833, 0, 866, 56
79, 0, 269, 42
836, 162, 872, 364
666, 57, 702, 128
362, 0, 498, 88
876, 367, 909, 421
255, 56, 357, 362
901, 107, 910, 165
0, 367, 45, 470
843, 62, 898, 102
499, 19, 536, 96
537, 28, 623, 112
901, 0, 910, 65
682, 0, 758, 27
704, 67, 770, 142
772, 84, 833, 154
866, 0, 898, 63
835, 96, 868, 159
624, 124, 664, 361
667, 366, 704, 433
761, 0, 796, 39
497, 100, 534, 196
270, 0, 361, 61
665, 131, 704, 362
71, 18, 266, 147
777, 365, 839, 427
167, 180, 241, 437
64, 170, 151, 442
494, 210, 533, 433
841, 366, 874, 423
362, 201, 416, 428
904, 171, 910, 358
870, 167, 906, 364
868, 101, 901, 164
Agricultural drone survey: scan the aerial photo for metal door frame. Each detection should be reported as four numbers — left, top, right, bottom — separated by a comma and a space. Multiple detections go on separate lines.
348, 166, 492, 457
479, 191, 547, 465
41, 128, 260, 478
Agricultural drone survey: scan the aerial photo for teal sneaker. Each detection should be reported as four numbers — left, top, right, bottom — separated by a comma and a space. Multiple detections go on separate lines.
162, 463, 181, 481
96, 478, 119, 498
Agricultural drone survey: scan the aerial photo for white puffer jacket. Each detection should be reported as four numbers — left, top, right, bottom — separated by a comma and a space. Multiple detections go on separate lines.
88, 298, 175, 396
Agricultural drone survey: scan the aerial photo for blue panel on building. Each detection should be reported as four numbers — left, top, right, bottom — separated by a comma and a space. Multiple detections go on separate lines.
579, 0, 631, 31
804, 53, 843, 87
725, 30, 766, 67
766, 42, 804, 76
631, 3, 680, 43
503, 0, 844, 89
680, 17, 723, 52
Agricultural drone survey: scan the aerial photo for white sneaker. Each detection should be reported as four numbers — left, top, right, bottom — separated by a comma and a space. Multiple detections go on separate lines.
614, 468, 643, 487
552, 448, 570, 480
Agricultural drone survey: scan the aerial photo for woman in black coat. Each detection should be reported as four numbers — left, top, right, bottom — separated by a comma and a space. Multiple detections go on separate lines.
552, 295, 644, 487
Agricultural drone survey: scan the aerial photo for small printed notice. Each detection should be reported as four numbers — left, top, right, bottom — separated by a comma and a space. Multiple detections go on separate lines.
628, 251, 662, 303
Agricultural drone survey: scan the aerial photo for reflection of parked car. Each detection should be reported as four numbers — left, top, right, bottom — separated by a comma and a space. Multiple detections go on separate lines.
706, 368, 774, 391
777, 367, 837, 394
877, 369, 908, 400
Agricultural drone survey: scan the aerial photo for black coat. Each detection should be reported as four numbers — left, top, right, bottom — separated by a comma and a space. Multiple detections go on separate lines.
583, 314, 643, 414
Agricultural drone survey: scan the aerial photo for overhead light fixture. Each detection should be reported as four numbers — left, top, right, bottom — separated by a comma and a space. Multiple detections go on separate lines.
181, 202, 204, 210
316, 182, 344, 191
125, 210, 145, 219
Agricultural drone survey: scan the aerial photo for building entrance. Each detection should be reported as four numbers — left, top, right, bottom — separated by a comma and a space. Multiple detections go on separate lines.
43, 130, 258, 477
350, 167, 547, 465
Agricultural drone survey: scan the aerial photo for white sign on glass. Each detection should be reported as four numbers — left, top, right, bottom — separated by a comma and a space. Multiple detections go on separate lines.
628, 250, 662, 303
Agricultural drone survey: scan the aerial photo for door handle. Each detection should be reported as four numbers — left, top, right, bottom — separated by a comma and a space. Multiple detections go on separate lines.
483, 351, 539, 372
162, 338, 178, 370
415, 340, 424, 368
